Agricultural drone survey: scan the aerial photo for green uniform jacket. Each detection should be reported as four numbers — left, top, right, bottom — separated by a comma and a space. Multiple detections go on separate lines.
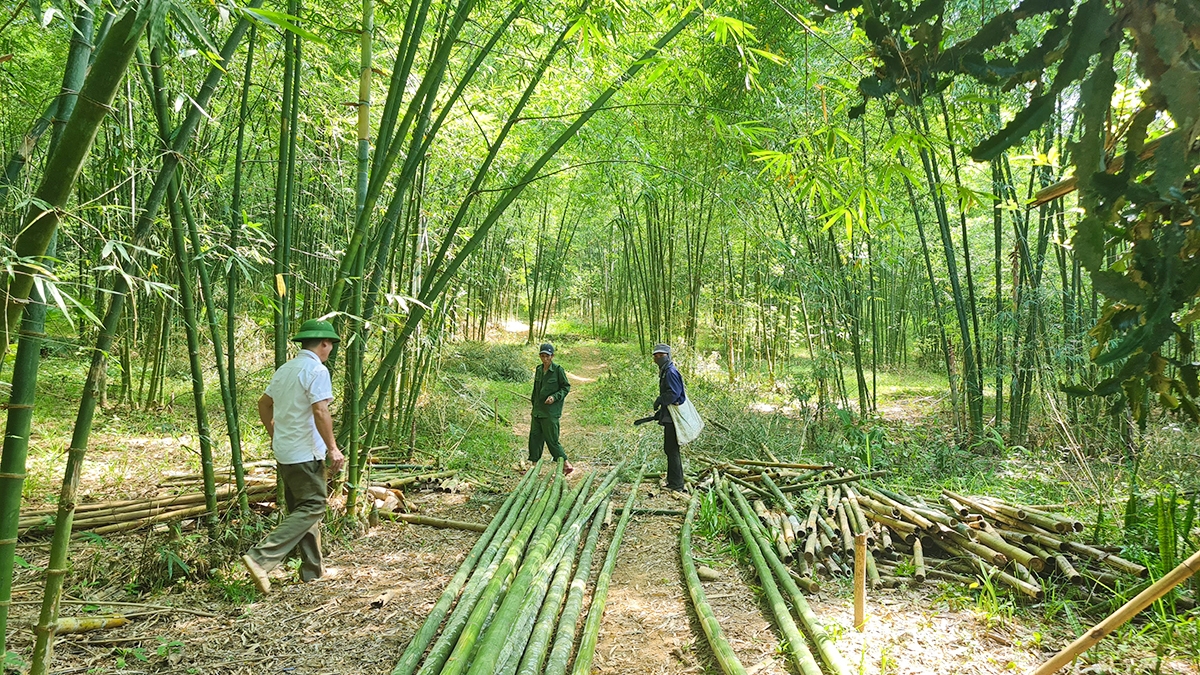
531, 362, 570, 418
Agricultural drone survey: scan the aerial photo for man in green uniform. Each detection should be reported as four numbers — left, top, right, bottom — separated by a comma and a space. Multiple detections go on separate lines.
529, 343, 573, 473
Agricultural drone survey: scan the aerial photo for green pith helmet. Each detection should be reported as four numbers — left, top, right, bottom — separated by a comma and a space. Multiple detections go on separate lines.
292, 319, 340, 343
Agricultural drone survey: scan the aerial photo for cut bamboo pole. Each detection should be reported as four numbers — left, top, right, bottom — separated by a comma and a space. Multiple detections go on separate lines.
517, 499, 607, 675
779, 470, 888, 494
1030, 548, 1200, 675
379, 469, 457, 488
411, 474, 553, 675
682, 491, 748, 675
719, 482, 823, 675
733, 460, 834, 470
727, 483, 850, 675
854, 534, 866, 630
569, 465, 645, 675
912, 538, 926, 583
388, 513, 486, 532
390, 467, 536, 675
491, 474, 599, 675
466, 466, 622, 675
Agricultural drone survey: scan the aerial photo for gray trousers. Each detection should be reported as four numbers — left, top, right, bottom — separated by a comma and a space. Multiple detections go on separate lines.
246, 459, 327, 581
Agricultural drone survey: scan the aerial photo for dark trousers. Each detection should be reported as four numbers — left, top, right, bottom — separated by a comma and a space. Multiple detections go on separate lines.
663, 424, 683, 490
246, 459, 326, 581
529, 415, 568, 462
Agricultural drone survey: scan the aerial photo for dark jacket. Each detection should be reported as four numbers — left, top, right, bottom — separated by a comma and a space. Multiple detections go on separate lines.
531, 362, 570, 418
655, 361, 685, 426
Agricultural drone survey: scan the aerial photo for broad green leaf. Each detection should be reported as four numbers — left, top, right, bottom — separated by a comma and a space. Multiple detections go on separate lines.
242, 7, 327, 45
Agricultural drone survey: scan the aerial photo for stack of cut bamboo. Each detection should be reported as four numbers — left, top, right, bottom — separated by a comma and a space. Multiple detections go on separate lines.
705, 458, 1193, 613
390, 460, 645, 675
18, 480, 275, 539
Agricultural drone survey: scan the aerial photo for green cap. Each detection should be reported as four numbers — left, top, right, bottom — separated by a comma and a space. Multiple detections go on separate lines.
292, 319, 340, 343
539, 343, 555, 355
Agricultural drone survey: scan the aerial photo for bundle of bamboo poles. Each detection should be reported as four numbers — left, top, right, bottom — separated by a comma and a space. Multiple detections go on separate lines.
389, 459, 646, 675
18, 482, 276, 538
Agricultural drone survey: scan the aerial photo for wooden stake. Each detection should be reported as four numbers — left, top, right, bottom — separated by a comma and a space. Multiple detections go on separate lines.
1029, 548, 1200, 675
854, 534, 867, 630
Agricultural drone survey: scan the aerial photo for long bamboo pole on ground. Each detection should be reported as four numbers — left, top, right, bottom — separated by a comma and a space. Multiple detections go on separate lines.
729, 483, 850, 675
469, 466, 621, 675
569, 465, 645, 675
436, 468, 567, 675
719, 481, 823, 675
518, 498, 607, 675
779, 471, 888, 494
390, 465, 538, 675
682, 491, 748, 675
492, 474, 599, 675
1029, 548, 1200, 675
408, 472, 551, 675
387, 513, 487, 533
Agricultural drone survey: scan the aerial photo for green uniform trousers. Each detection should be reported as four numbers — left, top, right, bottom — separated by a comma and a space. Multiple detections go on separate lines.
245, 459, 327, 581
528, 416, 568, 463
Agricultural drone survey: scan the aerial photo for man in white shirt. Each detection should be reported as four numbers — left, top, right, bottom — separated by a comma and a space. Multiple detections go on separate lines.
241, 319, 346, 593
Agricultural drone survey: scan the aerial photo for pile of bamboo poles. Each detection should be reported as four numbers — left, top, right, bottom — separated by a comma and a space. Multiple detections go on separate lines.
18, 481, 274, 539
18, 459, 483, 540
390, 459, 645, 675
705, 458, 1192, 613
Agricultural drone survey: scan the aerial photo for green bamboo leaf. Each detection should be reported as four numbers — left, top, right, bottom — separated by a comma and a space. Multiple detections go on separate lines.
170, 1, 218, 53
144, 0, 171, 48
241, 7, 327, 45
970, 92, 1055, 161
1074, 215, 1106, 272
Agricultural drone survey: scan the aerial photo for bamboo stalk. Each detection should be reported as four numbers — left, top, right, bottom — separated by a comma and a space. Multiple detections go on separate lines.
854, 534, 866, 630
390, 467, 537, 675
569, 465, 645, 675
859, 485, 934, 532
411, 473, 553, 675
379, 469, 458, 488
912, 538, 926, 583
719, 482, 823, 675
779, 470, 888, 494
388, 513, 487, 533
681, 491, 748, 675
726, 482, 850, 675
21, 485, 276, 531
733, 460, 833, 470
517, 499, 607, 675
492, 473, 599, 675
1030, 548, 1200, 675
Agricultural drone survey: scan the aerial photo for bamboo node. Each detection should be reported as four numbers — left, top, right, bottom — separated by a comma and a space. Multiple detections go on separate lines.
0, 470, 27, 478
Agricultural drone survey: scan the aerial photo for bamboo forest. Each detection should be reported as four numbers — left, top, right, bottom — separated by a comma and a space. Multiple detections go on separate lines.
0, 0, 1198, 672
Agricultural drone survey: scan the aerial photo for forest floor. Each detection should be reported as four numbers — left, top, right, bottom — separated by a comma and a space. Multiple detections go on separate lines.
6, 339, 1199, 675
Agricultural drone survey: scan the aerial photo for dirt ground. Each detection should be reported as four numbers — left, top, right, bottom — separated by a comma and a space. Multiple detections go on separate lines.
7, 339, 1198, 675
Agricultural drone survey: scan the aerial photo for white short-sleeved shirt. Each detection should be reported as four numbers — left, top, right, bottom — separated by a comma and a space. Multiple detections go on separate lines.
264, 349, 334, 465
